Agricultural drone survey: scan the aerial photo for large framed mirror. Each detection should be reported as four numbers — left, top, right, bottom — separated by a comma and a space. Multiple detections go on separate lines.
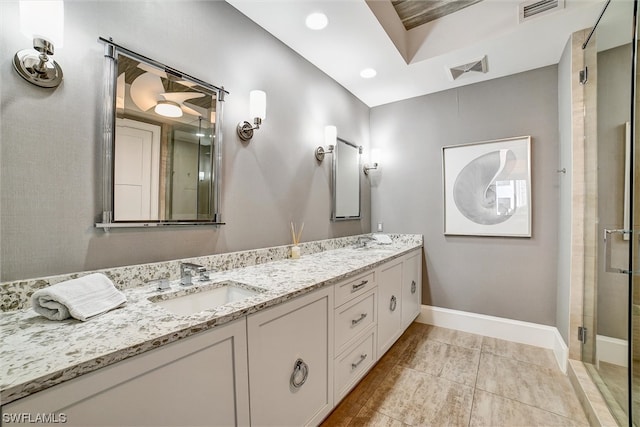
96, 37, 227, 230
332, 137, 362, 221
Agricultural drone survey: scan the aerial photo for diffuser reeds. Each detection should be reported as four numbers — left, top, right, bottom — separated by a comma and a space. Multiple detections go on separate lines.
290, 222, 304, 259
290, 222, 304, 246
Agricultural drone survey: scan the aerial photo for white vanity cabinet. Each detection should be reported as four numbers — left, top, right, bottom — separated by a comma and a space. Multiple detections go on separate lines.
376, 258, 404, 357
2, 243, 425, 427
247, 287, 334, 427
2, 318, 250, 427
333, 271, 378, 402
401, 249, 423, 330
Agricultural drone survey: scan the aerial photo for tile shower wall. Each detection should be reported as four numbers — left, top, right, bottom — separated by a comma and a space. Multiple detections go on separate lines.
597, 43, 632, 342
0, 1, 371, 282
570, 29, 598, 363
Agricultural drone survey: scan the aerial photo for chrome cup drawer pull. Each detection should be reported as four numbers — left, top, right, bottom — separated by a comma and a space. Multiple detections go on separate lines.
351, 280, 368, 292
352, 313, 368, 326
351, 354, 367, 370
290, 358, 309, 389
390, 295, 397, 312
411, 280, 416, 294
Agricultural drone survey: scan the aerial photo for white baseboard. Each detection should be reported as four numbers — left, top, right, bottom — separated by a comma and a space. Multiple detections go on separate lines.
596, 335, 628, 368
416, 305, 568, 373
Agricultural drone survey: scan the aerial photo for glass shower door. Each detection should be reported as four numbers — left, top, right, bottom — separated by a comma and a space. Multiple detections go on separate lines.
583, 0, 637, 425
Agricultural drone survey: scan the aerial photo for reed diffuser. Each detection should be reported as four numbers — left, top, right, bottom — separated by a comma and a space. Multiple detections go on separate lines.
290, 222, 304, 259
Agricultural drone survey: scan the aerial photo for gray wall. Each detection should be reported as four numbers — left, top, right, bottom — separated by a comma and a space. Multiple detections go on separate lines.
0, 1, 371, 281
597, 44, 632, 340
370, 66, 560, 326
556, 37, 573, 344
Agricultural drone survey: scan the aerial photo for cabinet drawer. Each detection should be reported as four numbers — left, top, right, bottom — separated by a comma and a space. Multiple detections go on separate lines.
334, 329, 376, 402
335, 290, 376, 353
335, 272, 375, 307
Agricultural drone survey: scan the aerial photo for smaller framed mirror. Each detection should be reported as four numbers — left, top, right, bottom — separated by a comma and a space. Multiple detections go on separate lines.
332, 137, 362, 221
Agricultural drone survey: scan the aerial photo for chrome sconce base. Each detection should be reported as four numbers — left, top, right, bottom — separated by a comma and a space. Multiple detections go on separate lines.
363, 162, 378, 175
237, 117, 262, 141
13, 38, 63, 88
315, 145, 334, 162
237, 121, 255, 141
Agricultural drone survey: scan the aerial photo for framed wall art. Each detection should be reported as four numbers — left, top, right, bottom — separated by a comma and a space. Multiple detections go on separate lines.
442, 136, 532, 237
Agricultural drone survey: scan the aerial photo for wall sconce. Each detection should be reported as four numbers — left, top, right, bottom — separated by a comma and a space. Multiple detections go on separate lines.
315, 125, 336, 161
13, 0, 64, 88
363, 148, 381, 175
237, 90, 266, 141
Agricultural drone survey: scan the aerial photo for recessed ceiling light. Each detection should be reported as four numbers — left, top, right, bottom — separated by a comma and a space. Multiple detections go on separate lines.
154, 100, 182, 118
360, 68, 377, 79
306, 12, 328, 30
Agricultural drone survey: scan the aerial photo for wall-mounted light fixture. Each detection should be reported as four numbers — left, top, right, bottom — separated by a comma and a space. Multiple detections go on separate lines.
363, 148, 381, 175
13, 0, 64, 88
237, 90, 266, 141
315, 125, 336, 161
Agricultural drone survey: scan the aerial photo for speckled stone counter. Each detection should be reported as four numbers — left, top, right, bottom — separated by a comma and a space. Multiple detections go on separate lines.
1, 234, 422, 405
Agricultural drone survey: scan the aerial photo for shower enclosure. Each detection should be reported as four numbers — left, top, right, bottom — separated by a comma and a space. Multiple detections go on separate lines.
583, 1, 638, 425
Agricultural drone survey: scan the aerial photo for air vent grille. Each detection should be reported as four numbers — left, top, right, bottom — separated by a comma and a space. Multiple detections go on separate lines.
519, 0, 564, 22
448, 56, 488, 81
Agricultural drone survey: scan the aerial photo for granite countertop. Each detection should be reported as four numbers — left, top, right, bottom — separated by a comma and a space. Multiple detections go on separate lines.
1, 238, 422, 405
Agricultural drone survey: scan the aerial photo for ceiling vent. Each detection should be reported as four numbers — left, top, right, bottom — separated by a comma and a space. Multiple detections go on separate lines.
448, 56, 488, 81
519, 0, 565, 23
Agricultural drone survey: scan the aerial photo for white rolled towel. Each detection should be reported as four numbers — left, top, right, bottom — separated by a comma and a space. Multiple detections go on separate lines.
31, 273, 127, 321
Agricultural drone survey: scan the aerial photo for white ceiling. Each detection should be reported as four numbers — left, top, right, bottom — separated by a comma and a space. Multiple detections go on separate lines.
226, 0, 612, 107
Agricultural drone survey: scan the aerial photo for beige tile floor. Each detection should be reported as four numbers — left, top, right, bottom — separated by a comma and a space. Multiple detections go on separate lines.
322, 323, 589, 426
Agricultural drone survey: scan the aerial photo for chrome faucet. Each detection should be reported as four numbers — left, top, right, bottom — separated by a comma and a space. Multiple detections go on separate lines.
180, 262, 209, 286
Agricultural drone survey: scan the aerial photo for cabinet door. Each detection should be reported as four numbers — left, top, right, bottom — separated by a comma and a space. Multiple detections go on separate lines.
2, 319, 250, 427
377, 260, 403, 357
401, 250, 422, 330
247, 287, 334, 426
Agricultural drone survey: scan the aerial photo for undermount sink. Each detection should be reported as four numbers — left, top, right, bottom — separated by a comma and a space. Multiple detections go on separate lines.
149, 281, 265, 316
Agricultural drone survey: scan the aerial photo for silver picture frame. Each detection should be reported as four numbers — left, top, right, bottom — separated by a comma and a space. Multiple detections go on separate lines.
442, 135, 532, 237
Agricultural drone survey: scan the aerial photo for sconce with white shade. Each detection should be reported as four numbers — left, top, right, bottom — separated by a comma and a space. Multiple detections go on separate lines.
13, 0, 64, 88
237, 90, 266, 141
363, 148, 381, 175
315, 125, 336, 161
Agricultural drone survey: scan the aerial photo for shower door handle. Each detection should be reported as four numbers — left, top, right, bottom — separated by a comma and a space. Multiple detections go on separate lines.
603, 228, 632, 274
